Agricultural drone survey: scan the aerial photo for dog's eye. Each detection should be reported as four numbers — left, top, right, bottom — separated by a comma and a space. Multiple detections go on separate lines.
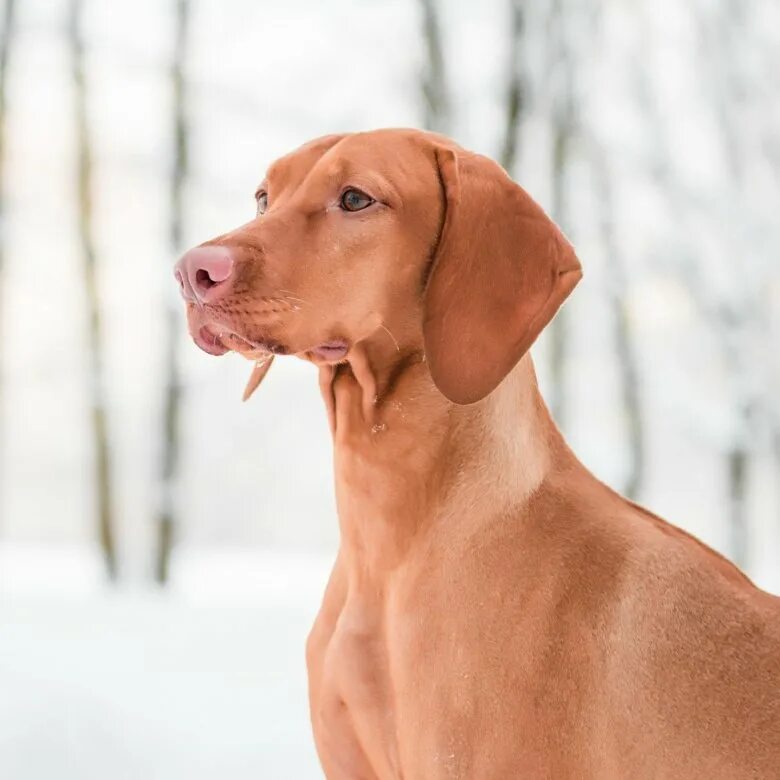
255, 191, 268, 215
340, 188, 374, 212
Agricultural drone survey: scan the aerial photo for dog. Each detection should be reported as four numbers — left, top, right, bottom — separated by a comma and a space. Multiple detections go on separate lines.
175, 129, 780, 779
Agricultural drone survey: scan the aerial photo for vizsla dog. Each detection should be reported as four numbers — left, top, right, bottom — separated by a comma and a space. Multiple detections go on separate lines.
175, 129, 780, 779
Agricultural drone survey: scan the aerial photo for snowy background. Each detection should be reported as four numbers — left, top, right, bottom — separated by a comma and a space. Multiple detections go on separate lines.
0, 0, 778, 777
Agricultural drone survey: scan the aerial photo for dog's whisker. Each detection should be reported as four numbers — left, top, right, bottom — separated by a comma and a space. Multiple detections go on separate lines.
279, 289, 307, 304
379, 323, 401, 352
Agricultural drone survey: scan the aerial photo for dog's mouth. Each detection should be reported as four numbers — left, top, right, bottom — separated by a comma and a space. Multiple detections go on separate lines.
186, 306, 351, 398
309, 341, 349, 362
193, 325, 230, 356
192, 321, 348, 362
190, 320, 349, 394
191, 322, 288, 358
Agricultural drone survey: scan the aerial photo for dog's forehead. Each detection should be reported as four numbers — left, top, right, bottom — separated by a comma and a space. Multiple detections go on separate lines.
332, 131, 428, 163
265, 130, 435, 193
264, 134, 346, 192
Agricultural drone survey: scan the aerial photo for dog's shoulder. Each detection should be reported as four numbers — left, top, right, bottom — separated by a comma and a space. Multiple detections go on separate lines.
576, 481, 780, 775
527, 468, 780, 774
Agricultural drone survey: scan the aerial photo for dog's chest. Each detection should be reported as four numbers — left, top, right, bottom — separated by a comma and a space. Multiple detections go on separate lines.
310, 589, 403, 779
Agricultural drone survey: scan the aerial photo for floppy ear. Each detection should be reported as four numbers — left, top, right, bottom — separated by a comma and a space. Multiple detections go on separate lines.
423, 146, 582, 405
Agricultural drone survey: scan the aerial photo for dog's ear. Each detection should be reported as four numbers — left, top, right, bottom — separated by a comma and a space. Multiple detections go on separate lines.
423, 146, 582, 405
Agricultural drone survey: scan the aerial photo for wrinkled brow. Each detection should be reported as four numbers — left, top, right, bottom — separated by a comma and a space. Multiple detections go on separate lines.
263, 138, 347, 197
262, 163, 346, 209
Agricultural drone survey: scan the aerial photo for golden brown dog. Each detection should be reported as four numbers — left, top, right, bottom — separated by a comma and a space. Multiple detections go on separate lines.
175, 129, 780, 779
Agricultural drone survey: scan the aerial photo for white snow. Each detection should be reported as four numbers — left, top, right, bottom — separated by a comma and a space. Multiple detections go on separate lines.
0, 546, 333, 780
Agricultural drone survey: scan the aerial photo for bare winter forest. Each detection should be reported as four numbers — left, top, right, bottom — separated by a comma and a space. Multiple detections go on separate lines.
0, 0, 778, 777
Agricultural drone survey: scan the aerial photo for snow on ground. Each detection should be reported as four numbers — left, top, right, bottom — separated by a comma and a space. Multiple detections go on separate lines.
0, 546, 333, 780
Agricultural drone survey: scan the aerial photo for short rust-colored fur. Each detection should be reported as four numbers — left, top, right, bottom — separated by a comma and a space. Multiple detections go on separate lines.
178, 129, 780, 779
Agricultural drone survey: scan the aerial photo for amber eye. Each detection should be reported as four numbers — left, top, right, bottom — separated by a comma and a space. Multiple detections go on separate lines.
256, 191, 268, 215
340, 188, 374, 212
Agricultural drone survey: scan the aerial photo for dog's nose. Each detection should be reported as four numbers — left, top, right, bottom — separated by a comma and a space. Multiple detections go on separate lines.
174, 245, 235, 304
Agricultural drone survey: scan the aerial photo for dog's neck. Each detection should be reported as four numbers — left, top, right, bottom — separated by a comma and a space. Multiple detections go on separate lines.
319, 332, 564, 575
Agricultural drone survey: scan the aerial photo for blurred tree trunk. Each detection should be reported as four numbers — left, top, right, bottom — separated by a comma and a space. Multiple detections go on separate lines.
636, 0, 765, 566
720, 9, 756, 571
695, 0, 755, 568
0, 0, 16, 522
545, 0, 576, 431
499, 0, 525, 174
585, 4, 645, 500
590, 143, 644, 500
727, 420, 750, 570
418, 0, 451, 135
155, 0, 190, 585
68, 0, 117, 580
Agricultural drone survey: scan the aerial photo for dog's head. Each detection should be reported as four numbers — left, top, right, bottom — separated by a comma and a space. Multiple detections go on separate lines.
175, 129, 581, 404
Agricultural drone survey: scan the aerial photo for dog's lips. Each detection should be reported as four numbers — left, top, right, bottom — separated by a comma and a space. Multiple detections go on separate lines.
190, 317, 281, 358
189, 313, 346, 365
310, 340, 349, 362
193, 325, 229, 356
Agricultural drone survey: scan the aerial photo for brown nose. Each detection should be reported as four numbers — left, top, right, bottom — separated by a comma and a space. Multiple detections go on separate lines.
174, 245, 235, 304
